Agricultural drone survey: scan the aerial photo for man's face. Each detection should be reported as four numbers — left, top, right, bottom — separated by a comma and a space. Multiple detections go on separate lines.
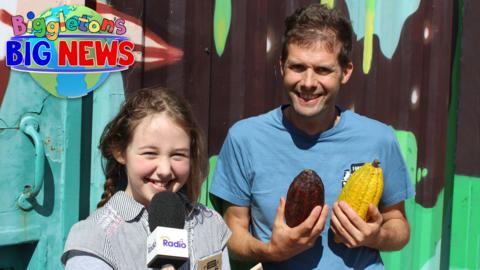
281, 42, 352, 120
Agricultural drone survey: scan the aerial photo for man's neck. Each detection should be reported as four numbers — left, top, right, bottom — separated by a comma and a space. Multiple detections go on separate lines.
284, 106, 340, 136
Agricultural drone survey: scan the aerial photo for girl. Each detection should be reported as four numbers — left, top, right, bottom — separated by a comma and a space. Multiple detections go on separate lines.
62, 87, 231, 270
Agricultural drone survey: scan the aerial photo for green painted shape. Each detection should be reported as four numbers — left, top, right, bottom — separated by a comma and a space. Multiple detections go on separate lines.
450, 175, 480, 270
392, 130, 418, 183
85, 73, 103, 89
382, 195, 444, 270
320, 0, 335, 9
419, 168, 428, 179
213, 0, 232, 57
30, 73, 59, 97
381, 130, 443, 270
199, 156, 219, 209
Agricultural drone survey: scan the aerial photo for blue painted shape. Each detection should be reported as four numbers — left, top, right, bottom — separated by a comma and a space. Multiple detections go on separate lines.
57, 73, 87, 97
345, 0, 421, 58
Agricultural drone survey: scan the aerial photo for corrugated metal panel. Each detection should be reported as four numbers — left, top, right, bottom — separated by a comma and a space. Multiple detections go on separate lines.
2, 0, 478, 269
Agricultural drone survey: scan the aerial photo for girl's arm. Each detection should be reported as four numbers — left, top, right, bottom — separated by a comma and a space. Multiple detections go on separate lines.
65, 253, 113, 270
222, 246, 231, 270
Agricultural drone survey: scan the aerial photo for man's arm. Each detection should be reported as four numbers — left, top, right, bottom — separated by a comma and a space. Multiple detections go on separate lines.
330, 201, 410, 251
223, 198, 328, 262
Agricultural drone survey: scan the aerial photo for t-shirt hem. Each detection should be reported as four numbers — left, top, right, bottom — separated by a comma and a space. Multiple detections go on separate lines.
382, 188, 415, 207
209, 189, 250, 207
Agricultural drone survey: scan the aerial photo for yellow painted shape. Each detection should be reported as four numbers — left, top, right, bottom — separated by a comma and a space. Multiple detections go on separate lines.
320, 0, 335, 9
363, 0, 376, 74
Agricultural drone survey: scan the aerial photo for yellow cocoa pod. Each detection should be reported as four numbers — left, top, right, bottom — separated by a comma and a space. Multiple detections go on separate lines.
337, 160, 383, 220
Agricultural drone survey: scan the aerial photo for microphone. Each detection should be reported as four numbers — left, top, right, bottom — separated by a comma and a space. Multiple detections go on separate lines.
147, 192, 189, 269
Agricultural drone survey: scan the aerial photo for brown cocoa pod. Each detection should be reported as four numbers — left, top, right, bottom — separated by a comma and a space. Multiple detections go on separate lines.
285, 169, 325, 227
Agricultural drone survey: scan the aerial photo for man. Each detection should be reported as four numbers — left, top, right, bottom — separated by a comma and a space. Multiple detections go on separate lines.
210, 4, 414, 269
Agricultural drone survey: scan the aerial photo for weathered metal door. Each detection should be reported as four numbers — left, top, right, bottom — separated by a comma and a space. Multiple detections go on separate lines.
0, 1, 89, 268
0, 72, 82, 269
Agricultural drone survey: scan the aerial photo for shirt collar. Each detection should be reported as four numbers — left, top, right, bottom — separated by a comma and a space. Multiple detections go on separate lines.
106, 191, 199, 222
107, 191, 146, 222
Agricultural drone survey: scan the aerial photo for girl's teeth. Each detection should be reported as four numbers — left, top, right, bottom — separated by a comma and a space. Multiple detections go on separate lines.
151, 180, 170, 187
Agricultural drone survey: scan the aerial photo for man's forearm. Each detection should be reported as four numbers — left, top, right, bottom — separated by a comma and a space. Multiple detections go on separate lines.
227, 228, 272, 262
368, 218, 410, 251
223, 203, 277, 262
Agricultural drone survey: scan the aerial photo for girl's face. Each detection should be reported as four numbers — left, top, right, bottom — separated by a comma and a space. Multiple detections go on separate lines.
115, 112, 191, 206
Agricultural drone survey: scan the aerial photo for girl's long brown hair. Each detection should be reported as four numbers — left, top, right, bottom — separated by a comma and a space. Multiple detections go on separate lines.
97, 87, 208, 208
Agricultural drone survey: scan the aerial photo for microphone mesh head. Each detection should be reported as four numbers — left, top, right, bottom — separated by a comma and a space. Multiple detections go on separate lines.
147, 191, 185, 232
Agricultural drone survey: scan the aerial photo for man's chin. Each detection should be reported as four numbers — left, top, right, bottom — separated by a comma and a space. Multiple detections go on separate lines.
291, 105, 322, 119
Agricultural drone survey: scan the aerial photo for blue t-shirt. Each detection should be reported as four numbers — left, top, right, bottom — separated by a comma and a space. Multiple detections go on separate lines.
210, 105, 415, 270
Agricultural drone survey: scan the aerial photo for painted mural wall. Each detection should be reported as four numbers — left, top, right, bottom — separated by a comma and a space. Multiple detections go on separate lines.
449, 1, 480, 269
0, 0, 478, 269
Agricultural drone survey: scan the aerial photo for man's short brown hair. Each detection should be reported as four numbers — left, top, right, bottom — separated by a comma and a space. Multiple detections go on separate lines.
281, 4, 353, 68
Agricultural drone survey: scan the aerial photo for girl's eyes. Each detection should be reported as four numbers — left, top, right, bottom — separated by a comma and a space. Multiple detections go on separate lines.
172, 153, 190, 160
141, 152, 157, 158
141, 152, 189, 160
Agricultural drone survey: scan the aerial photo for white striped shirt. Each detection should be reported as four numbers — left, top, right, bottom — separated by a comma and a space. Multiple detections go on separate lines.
62, 191, 231, 270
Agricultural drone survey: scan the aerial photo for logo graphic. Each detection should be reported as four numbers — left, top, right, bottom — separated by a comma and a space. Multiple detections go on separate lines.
341, 162, 365, 187
147, 240, 157, 253
5, 5, 134, 98
206, 260, 218, 269
160, 236, 187, 249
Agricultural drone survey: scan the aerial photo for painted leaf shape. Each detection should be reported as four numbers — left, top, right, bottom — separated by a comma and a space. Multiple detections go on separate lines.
320, 0, 335, 9
213, 0, 231, 57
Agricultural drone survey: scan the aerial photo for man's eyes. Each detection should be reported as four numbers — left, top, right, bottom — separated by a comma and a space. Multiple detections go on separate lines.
289, 64, 332, 75
314, 67, 332, 74
289, 64, 306, 72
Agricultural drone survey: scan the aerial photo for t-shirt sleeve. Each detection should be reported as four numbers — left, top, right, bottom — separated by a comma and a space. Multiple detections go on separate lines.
64, 252, 113, 270
380, 130, 416, 207
210, 127, 253, 206
61, 221, 115, 268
